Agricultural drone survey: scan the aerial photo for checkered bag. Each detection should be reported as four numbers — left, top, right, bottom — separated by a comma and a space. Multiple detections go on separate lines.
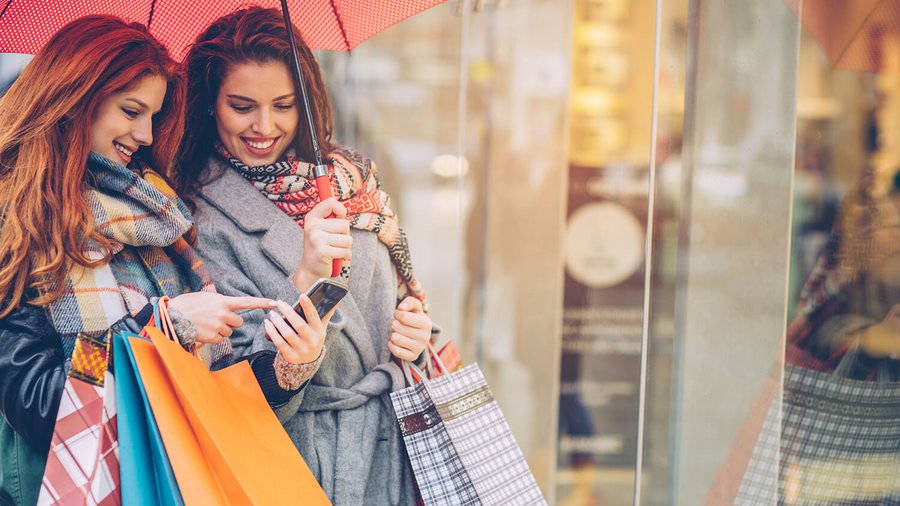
38, 331, 120, 506
731, 343, 900, 504
390, 346, 546, 505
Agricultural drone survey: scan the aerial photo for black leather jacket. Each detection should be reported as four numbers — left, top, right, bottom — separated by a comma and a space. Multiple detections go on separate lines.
0, 302, 298, 449
0, 302, 151, 448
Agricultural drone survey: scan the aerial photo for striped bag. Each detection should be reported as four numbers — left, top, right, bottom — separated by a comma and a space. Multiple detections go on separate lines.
390, 346, 545, 505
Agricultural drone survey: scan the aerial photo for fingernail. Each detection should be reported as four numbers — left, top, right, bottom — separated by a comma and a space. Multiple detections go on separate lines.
269, 310, 278, 319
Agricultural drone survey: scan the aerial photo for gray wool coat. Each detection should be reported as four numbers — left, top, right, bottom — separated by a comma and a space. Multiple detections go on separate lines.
192, 157, 419, 505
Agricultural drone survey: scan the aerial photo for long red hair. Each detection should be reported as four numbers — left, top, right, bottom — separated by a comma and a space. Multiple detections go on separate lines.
0, 15, 185, 318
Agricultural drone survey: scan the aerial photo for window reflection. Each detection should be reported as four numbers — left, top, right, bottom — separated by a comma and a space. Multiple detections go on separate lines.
778, 26, 900, 505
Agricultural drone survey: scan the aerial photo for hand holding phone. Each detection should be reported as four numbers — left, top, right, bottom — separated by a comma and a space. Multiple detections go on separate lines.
264, 279, 347, 365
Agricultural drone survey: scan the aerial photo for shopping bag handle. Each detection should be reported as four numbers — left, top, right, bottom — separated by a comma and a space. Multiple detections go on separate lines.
152, 297, 205, 359
155, 297, 178, 343
427, 343, 450, 376
401, 360, 428, 386
402, 343, 452, 385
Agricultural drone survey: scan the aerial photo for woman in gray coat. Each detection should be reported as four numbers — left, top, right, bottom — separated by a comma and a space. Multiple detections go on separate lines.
173, 7, 436, 505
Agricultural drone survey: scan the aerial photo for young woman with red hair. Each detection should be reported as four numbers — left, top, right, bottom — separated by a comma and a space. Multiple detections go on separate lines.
0, 16, 296, 503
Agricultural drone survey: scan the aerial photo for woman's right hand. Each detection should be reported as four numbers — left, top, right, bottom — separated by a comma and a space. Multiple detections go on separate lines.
168, 292, 276, 344
293, 198, 352, 292
263, 297, 335, 364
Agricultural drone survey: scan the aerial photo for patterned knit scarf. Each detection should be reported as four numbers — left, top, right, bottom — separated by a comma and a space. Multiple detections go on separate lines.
45, 153, 218, 359
789, 187, 884, 343
217, 143, 425, 305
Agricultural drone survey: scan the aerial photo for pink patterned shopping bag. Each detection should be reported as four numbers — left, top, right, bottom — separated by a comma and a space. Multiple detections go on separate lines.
39, 332, 120, 505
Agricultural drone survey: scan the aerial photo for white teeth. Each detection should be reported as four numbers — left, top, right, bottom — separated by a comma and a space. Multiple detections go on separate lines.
245, 139, 275, 149
114, 142, 133, 157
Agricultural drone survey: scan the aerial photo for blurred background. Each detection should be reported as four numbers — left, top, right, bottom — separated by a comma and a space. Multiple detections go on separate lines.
6, 0, 900, 503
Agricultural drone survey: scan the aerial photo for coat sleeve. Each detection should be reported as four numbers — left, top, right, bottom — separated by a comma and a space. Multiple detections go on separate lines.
0, 304, 66, 448
0, 303, 152, 447
194, 214, 316, 411
192, 218, 287, 357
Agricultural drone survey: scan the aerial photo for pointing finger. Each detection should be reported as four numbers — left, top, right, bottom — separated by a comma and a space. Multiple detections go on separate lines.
223, 296, 277, 311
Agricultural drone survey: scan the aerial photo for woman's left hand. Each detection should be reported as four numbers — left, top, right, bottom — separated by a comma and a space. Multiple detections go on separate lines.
264, 298, 334, 364
388, 297, 432, 362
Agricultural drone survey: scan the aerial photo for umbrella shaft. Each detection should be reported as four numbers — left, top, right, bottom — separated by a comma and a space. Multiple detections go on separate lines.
280, 0, 324, 167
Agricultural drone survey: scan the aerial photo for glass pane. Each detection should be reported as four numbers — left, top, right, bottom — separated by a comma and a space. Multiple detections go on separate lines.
641, 0, 801, 504
319, 1, 573, 500
558, 0, 658, 503
781, 4, 900, 503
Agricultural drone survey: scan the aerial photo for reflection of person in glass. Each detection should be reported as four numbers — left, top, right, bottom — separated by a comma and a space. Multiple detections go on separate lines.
787, 167, 900, 376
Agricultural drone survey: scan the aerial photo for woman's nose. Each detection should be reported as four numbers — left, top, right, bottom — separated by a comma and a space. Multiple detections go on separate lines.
132, 117, 153, 146
252, 109, 274, 134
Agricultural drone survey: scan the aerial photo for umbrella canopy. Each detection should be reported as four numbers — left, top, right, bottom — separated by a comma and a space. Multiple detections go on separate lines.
0, 0, 447, 58
787, 0, 900, 73
0, 0, 449, 276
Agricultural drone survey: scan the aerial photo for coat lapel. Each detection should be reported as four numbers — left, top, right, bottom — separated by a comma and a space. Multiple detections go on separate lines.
198, 158, 382, 369
199, 158, 303, 277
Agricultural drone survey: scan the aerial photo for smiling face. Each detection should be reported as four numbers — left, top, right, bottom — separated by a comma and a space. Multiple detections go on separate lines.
90, 74, 166, 167
214, 60, 299, 166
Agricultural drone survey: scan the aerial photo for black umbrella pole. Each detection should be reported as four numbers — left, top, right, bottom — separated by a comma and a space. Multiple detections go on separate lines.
280, 0, 326, 172
280, 0, 342, 277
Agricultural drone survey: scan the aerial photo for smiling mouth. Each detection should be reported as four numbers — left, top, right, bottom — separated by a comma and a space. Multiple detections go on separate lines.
241, 137, 278, 152
114, 141, 135, 159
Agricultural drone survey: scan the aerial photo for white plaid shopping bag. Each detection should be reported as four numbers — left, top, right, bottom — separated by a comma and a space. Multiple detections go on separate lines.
39, 332, 120, 506
390, 347, 546, 506
716, 343, 900, 505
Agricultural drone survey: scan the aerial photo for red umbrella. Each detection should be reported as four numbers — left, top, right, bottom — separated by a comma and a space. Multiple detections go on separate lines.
0, 0, 447, 57
0, 0, 447, 276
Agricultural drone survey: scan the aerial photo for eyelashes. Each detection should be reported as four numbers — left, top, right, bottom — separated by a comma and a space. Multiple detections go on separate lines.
228, 103, 296, 114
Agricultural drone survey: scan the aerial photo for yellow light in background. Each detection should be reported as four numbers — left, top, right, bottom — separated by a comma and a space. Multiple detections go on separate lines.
431, 154, 470, 178
577, 0, 629, 24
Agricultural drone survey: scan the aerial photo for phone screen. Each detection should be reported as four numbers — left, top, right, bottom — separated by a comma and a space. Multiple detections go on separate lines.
293, 279, 349, 322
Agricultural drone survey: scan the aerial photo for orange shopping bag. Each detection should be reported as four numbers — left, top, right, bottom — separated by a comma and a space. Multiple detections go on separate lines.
129, 303, 330, 506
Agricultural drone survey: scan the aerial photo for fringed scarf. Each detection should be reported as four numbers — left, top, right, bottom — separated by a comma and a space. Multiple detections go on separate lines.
217, 143, 426, 306
44, 153, 221, 360
788, 185, 895, 344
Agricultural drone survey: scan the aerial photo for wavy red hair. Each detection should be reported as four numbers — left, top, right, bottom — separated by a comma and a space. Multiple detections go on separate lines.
0, 15, 185, 318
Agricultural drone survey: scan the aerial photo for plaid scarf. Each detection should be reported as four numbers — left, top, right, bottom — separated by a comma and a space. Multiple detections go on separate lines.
789, 187, 892, 344
218, 143, 425, 306
45, 153, 217, 358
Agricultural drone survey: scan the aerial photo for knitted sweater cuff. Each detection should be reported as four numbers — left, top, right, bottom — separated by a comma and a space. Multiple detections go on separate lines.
246, 348, 323, 406
273, 347, 326, 391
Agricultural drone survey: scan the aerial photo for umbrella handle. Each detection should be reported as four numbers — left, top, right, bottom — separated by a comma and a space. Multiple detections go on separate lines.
314, 172, 343, 277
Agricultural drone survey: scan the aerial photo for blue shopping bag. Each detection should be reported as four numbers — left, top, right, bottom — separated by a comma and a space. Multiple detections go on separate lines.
113, 331, 184, 506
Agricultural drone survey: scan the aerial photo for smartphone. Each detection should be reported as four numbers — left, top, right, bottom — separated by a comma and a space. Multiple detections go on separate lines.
292, 277, 349, 323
